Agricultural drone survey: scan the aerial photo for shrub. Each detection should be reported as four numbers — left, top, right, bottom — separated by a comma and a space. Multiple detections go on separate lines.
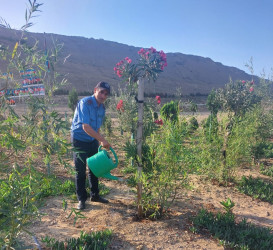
0, 167, 40, 248
188, 116, 199, 132
189, 101, 198, 115
252, 142, 273, 159
42, 230, 112, 250
139, 119, 190, 218
68, 88, 78, 112
160, 100, 179, 123
218, 79, 262, 117
53, 88, 69, 95
0, 1, 71, 246
237, 176, 273, 204
260, 164, 273, 177
192, 209, 273, 249
192, 199, 273, 249
202, 113, 219, 142
193, 112, 260, 183
206, 89, 222, 115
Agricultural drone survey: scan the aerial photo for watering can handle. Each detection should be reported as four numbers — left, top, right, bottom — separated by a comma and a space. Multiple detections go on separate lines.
98, 145, 119, 167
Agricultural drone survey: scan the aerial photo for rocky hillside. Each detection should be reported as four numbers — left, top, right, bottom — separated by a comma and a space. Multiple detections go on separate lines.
0, 27, 255, 95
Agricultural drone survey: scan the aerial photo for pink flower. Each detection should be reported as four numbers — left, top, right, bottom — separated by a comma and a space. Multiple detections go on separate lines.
138, 48, 145, 54
125, 57, 132, 64
159, 50, 166, 59
154, 119, 163, 125
250, 80, 254, 85
113, 67, 117, 71
116, 100, 124, 111
150, 47, 157, 53
249, 87, 254, 92
116, 70, 122, 78
241, 80, 246, 83
155, 95, 161, 104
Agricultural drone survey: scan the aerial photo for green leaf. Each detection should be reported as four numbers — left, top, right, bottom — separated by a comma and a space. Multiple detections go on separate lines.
11, 42, 18, 59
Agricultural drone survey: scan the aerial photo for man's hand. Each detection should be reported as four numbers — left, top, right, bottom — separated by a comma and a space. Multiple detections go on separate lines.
100, 139, 111, 150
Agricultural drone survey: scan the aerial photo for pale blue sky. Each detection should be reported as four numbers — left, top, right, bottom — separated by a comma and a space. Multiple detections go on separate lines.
1, 0, 273, 76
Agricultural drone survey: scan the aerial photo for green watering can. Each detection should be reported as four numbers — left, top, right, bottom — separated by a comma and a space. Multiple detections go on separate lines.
87, 146, 121, 181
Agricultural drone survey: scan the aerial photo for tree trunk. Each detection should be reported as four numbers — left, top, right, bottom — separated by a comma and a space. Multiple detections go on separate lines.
136, 78, 144, 217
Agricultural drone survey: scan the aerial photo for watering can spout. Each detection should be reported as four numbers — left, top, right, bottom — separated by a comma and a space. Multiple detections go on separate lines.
103, 172, 121, 181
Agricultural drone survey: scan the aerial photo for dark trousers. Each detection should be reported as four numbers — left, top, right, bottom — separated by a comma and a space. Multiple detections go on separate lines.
73, 138, 99, 202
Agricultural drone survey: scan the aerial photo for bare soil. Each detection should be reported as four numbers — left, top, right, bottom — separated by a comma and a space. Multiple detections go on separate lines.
22, 166, 273, 250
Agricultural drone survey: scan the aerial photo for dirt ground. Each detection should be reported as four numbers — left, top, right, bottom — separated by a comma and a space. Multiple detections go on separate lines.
10, 100, 273, 249
22, 166, 273, 250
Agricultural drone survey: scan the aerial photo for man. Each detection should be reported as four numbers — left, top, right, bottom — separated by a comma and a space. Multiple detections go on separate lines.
71, 81, 111, 210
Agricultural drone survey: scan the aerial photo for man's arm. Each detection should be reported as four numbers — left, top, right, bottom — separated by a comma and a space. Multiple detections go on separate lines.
82, 123, 111, 149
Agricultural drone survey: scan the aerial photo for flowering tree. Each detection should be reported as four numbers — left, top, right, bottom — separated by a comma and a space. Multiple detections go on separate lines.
218, 79, 261, 117
114, 47, 167, 217
114, 47, 167, 85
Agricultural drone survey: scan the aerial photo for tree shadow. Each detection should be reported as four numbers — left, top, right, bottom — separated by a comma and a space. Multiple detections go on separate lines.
236, 213, 273, 227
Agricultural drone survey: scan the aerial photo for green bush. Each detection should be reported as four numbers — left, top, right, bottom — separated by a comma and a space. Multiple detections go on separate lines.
206, 89, 222, 115
187, 116, 199, 132
68, 88, 78, 112
193, 105, 272, 183
218, 79, 262, 117
252, 142, 273, 159
53, 88, 69, 95
160, 100, 179, 123
139, 118, 190, 218
202, 113, 219, 142
192, 208, 273, 249
237, 176, 273, 204
42, 230, 112, 250
0, 167, 40, 248
260, 164, 273, 177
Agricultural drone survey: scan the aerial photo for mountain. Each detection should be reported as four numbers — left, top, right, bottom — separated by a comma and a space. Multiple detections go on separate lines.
0, 27, 255, 95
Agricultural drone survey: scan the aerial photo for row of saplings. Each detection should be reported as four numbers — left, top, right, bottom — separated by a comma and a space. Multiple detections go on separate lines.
97, 78, 273, 249
1, 78, 273, 249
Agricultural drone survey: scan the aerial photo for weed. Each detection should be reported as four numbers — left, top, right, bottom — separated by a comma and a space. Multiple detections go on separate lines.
260, 164, 273, 177
192, 207, 273, 249
220, 197, 235, 214
42, 230, 112, 250
237, 176, 273, 204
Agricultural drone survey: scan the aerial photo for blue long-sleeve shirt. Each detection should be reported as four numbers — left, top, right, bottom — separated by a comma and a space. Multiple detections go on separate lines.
71, 95, 105, 142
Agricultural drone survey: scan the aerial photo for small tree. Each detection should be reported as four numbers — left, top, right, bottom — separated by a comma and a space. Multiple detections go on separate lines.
202, 79, 263, 182
114, 47, 167, 217
207, 89, 222, 115
190, 101, 198, 115
219, 79, 261, 117
68, 88, 78, 112
160, 100, 179, 123
0, 1, 71, 246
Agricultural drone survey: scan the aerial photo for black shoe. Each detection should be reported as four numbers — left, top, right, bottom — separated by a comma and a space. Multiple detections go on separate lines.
77, 200, 86, 210
91, 196, 109, 203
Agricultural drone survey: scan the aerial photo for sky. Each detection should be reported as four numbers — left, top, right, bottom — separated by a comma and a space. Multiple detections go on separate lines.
1, 0, 273, 77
